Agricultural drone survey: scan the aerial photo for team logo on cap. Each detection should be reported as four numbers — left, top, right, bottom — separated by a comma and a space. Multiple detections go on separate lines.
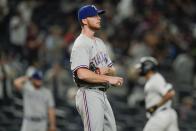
91, 5, 97, 10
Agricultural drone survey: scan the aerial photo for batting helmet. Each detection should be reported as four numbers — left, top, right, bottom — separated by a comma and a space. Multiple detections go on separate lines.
137, 57, 159, 76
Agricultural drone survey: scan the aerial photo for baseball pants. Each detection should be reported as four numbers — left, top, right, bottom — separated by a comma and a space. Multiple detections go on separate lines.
76, 87, 117, 131
21, 119, 47, 131
143, 108, 179, 131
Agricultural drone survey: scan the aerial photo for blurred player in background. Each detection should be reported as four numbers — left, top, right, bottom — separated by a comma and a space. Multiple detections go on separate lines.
136, 57, 179, 131
14, 71, 56, 131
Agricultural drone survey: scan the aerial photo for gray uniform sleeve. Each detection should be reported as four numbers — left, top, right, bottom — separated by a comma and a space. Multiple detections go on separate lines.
70, 42, 90, 73
105, 53, 113, 67
101, 39, 113, 67
47, 90, 55, 108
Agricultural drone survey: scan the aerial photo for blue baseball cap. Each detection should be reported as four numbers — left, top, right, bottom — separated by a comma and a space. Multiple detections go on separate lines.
78, 5, 105, 21
31, 71, 43, 80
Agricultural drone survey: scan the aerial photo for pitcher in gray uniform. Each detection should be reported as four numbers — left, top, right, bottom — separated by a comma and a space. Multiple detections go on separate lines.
70, 4, 124, 131
14, 71, 56, 131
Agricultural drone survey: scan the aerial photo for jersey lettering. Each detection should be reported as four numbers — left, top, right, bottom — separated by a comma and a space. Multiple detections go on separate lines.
91, 52, 108, 66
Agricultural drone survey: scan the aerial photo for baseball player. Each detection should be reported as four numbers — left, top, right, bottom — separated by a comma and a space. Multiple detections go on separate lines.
70, 5, 124, 131
14, 71, 56, 131
136, 57, 179, 131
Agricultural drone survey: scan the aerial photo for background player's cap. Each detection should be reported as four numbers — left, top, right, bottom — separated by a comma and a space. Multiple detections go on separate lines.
31, 71, 43, 80
78, 5, 105, 21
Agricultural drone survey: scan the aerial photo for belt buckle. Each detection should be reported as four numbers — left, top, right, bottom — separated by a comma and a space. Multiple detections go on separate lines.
161, 107, 167, 111
98, 88, 107, 92
31, 117, 40, 121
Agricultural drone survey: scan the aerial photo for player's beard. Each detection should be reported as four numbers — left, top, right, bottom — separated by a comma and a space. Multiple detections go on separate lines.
88, 22, 101, 31
34, 84, 41, 89
32, 80, 42, 89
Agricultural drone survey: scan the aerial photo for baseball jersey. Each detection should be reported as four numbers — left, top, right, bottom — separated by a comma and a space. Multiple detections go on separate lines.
70, 34, 112, 86
144, 73, 172, 109
22, 81, 54, 118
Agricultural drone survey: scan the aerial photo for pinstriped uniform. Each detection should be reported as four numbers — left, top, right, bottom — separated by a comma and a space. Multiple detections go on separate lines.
143, 73, 179, 131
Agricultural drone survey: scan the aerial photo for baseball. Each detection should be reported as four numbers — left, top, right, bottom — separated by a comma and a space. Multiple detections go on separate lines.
117, 82, 121, 86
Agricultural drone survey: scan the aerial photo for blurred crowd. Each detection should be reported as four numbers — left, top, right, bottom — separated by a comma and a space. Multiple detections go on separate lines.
0, 0, 196, 131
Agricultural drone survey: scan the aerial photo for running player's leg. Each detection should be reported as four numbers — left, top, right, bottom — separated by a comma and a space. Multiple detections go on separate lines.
143, 117, 164, 131
143, 111, 169, 131
167, 109, 179, 131
76, 88, 105, 131
104, 95, 117, 131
